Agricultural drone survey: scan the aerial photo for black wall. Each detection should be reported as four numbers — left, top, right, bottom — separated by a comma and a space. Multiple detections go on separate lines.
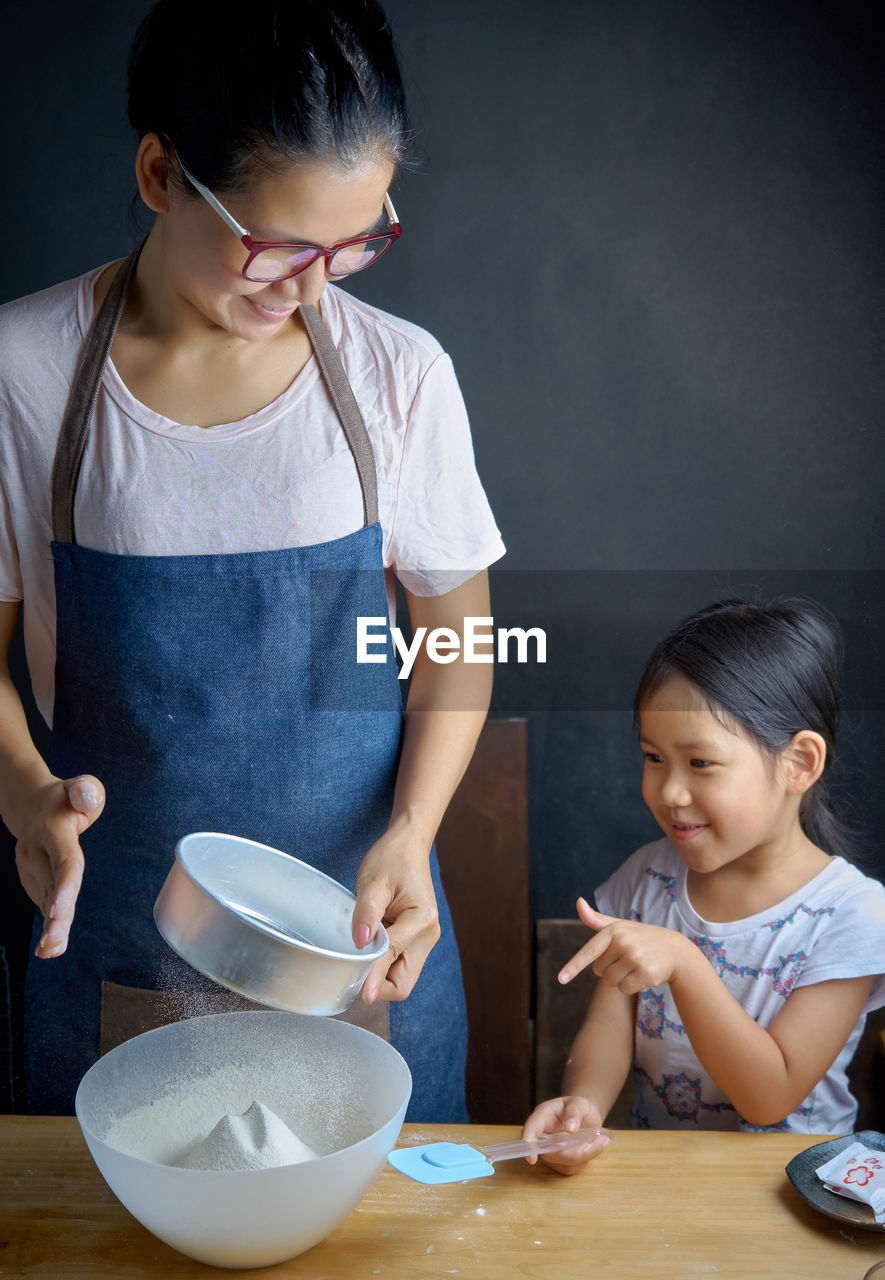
1, 0, 883, 1104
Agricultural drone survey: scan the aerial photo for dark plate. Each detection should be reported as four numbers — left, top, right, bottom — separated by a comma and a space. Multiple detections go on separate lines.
785, 1130, 885, 1233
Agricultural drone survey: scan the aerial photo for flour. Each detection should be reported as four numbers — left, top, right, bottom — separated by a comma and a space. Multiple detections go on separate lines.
175, 1100, 317, 1171
104, 1058, 361, 1169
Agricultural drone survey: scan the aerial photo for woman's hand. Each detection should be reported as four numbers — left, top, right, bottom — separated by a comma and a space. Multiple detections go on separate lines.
12, 774, 106, 958
0, 604, 105, 958
521, 1095, 606, 1175
559, 898, 693, 994
351, 819, 440, 1003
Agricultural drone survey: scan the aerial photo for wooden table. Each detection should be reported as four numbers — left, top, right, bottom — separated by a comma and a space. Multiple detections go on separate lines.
2, 1120, 884, 1278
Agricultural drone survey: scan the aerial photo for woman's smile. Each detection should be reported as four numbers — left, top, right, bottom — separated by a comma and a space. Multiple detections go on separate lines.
246, 296, 299, 323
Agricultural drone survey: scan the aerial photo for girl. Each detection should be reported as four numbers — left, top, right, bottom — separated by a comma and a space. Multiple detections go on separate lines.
524, 597, 885, 1171
0, 0, 504, 1117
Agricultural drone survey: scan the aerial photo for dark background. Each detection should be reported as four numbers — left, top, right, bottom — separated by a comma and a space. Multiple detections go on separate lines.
1, 0, 882, 1109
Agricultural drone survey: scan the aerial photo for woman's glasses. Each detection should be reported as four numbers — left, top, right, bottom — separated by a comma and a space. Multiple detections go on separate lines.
179, 162, 402, 283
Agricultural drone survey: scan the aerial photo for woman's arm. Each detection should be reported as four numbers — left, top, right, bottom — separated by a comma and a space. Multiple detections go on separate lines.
0, 600, 105, 957
564, 900, 873, 1126
353, 569, 493, 1002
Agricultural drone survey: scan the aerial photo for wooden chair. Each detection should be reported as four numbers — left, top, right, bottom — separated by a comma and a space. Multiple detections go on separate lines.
436, 718, 532, 1123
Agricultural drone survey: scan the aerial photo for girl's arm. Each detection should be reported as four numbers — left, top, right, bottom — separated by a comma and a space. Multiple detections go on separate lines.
672, 964, 871, 1125
562, 982, 636, 1118
352, 570, 493, 1003
565, 900, 874, 1126
521, 980, 634, 1173
0, 600, 105, 957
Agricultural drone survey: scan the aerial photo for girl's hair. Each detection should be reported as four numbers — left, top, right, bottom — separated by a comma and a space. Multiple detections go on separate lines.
634, 597, 851, 860
127, 0, 412, 191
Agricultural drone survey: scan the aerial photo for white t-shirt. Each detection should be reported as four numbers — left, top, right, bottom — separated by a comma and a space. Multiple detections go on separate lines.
596, 838, 885, 1133
0, 269, 505, 726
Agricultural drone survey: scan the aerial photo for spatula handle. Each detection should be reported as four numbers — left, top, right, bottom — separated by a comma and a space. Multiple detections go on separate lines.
480, 1127, 611, 1163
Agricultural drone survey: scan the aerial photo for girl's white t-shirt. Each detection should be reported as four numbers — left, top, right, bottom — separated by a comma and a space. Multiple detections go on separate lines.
596, 839, 885, 1134
0, 268, 505, 726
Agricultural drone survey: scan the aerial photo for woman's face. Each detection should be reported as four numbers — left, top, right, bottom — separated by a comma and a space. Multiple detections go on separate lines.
158, 155, 395, 342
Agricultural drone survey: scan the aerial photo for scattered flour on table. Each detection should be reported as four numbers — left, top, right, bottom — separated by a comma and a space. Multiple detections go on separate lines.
104, 1057, 366, 1169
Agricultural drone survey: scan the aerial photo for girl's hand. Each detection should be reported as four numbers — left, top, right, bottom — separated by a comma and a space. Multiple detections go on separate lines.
559, 898, 692, 994
521, 1096, 606, 1175
351, 823, 440, 1003
13, 774, 106, 958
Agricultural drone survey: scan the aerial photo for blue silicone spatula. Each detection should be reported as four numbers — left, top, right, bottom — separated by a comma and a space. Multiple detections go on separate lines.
387, 1127, 612, 1185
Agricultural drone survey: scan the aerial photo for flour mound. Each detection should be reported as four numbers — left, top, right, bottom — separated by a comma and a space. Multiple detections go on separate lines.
175, 1100, 318, 1172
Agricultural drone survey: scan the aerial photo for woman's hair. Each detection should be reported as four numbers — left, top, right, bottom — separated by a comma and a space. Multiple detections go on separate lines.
127, 0, 412, 191
634, 597, 850, 859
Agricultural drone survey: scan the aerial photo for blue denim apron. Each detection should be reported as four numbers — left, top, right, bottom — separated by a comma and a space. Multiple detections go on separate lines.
24, 246, 467, 1119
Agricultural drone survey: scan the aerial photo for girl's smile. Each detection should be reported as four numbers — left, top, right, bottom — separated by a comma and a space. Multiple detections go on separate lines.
670, 821, 709, 840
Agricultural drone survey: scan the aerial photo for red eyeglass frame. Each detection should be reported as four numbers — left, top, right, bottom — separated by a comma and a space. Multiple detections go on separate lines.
179, 161, 402, 282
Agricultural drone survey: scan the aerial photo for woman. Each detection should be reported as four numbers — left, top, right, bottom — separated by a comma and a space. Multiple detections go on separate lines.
0, 0, 504, 1117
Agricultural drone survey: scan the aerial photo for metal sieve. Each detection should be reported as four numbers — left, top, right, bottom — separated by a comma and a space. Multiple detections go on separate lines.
153, 832, 389, 1016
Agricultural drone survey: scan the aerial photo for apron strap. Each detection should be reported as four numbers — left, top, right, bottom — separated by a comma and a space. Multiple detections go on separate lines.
51, 249, 380, 544
299, 303, 379, 527
51, 244, 143, 545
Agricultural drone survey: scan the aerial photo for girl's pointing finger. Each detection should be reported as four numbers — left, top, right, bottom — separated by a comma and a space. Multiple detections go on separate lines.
558, 933, 610, 984
557, 898, 621, 983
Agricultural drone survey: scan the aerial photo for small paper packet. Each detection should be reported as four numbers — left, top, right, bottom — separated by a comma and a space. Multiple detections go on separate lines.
815, 1141, 885, 1223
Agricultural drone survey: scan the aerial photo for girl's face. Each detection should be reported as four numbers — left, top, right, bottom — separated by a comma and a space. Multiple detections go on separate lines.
638, 676, 798, 874
157, 155, 394, 342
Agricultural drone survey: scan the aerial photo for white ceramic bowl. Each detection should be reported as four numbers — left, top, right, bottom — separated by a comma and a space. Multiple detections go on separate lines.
75, 1010, 411, 1269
